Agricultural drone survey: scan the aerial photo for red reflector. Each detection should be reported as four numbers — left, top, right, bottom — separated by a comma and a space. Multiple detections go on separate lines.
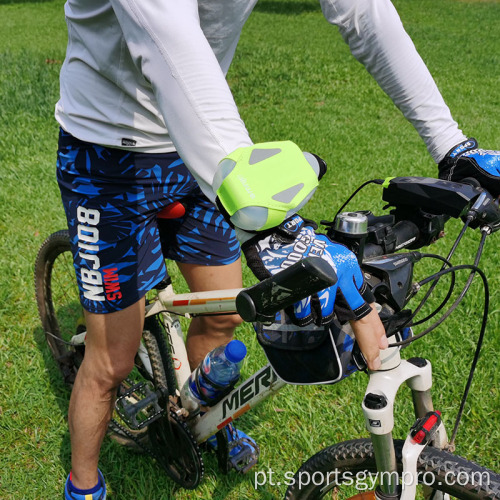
413, 430, 426, 444
423, 414, 438, 431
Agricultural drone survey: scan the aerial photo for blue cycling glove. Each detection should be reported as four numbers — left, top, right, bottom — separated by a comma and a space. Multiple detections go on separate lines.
438, 138, 500, 197
242, 215, 373, 326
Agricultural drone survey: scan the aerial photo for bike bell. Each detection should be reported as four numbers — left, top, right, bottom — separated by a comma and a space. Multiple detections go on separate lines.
332, 212, 368, 263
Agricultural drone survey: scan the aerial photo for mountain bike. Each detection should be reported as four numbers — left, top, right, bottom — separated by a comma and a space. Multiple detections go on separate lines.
34, 176, 500, 498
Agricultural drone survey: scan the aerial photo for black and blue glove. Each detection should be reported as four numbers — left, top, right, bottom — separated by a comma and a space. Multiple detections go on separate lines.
242, 214, 373, 326
438, 138, 500, 197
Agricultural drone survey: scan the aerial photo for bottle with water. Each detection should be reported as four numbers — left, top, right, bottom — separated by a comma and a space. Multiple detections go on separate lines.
181, 339, 247, 412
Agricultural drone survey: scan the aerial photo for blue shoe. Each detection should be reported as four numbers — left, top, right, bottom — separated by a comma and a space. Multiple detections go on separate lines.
207, 423, 260, 473
64, 469, 106, 500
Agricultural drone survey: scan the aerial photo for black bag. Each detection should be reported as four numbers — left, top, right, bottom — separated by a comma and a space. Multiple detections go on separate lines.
254, 318, 359, 385
255, 309, 413, 385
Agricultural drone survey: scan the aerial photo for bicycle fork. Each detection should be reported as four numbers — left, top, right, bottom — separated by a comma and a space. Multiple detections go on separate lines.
361, 347, 449, 500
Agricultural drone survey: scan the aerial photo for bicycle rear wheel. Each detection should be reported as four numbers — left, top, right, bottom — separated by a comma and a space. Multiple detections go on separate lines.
34, 230, 157, 448
34, 230, 83, 384
284, 439, 500, 499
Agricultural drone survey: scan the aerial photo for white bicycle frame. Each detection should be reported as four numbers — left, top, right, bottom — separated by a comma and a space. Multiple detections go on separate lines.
144, 282, 452, 500
66, 277, 454, 498
144, 282, 286, 443
66, 279, 453, 498
143, 282, 456, 500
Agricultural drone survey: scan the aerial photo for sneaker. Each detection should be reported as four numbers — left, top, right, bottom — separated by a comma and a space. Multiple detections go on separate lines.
64, 469, 106, 500
207, 423, 260, 473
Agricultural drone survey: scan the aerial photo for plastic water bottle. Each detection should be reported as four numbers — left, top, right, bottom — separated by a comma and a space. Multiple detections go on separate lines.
180, 339, 247, 412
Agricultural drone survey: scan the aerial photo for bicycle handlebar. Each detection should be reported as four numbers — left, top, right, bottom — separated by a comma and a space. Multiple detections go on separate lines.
326, 177, 500, 262
236, 177, 500, 326
362, 220, 421, 259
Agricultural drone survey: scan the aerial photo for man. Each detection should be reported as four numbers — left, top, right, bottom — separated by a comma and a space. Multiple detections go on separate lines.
56, 1, 498, 499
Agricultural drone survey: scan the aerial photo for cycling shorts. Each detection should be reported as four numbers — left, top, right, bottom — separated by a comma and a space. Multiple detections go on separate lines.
57, 129, 240, 314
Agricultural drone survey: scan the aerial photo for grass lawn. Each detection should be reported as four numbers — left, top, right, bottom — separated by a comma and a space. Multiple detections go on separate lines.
0, 0, 498, 498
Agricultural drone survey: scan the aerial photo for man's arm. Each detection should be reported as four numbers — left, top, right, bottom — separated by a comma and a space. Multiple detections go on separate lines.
319, 0, 467, 163
110, 0, 253, 200
198, 0, 258, 75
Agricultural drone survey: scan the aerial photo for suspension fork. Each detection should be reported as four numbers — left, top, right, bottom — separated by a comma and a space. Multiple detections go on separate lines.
361, 348, 437, 497
408, 359, 448, 451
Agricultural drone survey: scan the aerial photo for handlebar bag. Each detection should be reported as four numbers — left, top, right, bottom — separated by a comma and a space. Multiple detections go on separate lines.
254, 310, 413, 385
253, 318, 359, 385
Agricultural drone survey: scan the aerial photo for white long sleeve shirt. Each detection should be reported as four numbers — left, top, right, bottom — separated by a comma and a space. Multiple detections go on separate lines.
56, 0, 465, 201
55, 0, 254, 200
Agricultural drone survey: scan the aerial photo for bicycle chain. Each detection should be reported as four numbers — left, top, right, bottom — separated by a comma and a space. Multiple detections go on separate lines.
108, 417, 158, 460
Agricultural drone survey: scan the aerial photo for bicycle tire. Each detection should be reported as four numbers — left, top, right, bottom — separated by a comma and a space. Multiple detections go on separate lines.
34, 230, 83, 383
284, 439, 500, 500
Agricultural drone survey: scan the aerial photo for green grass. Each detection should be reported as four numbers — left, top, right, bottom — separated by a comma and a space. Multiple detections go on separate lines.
0, 0, 499, 498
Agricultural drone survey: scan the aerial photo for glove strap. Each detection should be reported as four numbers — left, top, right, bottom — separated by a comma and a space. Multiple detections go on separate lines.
439, 138, 478, 173
446, 138, 478, 159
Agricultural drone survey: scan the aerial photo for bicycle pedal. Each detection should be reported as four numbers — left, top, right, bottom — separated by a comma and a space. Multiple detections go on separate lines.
228, 438, 260, 474
115, 382, 164, 430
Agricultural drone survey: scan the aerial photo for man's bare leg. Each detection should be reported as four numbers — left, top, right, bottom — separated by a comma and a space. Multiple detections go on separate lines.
178, 258, 243, 369
68, 299, 145, 489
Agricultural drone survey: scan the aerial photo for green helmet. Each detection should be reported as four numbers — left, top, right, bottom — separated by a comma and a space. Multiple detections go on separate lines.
213, 141, 323, 231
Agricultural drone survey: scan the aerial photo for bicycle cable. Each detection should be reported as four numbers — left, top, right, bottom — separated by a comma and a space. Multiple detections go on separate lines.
408, 254, 455, 326
387, 253, 456, 336
388, 262, 487, 348
449, 229, 489, 447
332, 179, 384, 221
404, 217, 471, 324
389, 215, 481, 345
388, 230, 489, 448
45, 330, 79, 346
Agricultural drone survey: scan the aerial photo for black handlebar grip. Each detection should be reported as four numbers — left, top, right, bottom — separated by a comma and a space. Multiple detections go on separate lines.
236, 257, 337, 323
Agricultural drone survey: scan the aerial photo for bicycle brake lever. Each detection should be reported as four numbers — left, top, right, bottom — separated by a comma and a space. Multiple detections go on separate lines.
466, 191, 500, 232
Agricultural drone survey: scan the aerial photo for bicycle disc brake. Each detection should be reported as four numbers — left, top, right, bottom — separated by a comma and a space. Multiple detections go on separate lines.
148, 408, 204, 490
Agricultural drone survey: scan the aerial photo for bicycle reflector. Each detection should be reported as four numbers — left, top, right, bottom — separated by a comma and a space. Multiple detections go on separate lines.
410, 410, 442, 445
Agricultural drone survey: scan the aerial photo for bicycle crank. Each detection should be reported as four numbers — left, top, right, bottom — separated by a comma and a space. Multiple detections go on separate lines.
148, 408, 204, 489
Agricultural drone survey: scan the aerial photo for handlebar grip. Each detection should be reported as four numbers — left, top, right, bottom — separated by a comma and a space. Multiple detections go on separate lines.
236, 257, 337, 322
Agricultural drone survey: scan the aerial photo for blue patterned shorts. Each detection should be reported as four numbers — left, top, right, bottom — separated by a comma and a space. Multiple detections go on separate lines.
57, 130, 240, 314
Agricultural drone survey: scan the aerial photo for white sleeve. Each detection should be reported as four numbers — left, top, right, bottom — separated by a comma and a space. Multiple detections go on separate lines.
110, 0, 253, 200
319, 0, 466, 162
199, 0, 258, 75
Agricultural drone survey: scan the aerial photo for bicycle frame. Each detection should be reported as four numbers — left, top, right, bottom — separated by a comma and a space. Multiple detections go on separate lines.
144, 282, 286, 443
146, 282, 451, 499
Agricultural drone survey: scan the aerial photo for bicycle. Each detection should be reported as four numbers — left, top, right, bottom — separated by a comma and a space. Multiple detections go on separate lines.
34, 176, 500, 498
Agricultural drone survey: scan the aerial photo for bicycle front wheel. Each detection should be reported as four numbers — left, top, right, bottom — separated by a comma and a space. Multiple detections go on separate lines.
284, 439, 500, 499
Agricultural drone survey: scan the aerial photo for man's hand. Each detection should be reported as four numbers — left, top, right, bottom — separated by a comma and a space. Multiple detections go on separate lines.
242, 214, 373, 326
438, 138, 500, 197
350, 305, 388, 371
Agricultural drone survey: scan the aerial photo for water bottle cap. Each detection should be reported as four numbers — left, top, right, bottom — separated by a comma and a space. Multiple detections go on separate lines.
224, 339, 247, 363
